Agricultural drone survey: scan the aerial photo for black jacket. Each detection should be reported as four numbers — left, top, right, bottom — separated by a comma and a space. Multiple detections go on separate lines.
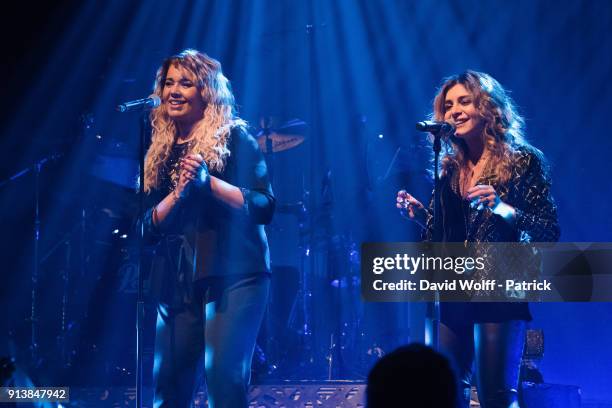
142, 126, 275, 301
424, 145, 560, 244
423, 146, 560, 299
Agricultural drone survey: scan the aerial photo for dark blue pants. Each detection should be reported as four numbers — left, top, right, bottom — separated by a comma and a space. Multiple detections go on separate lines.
153, 274, 270, 408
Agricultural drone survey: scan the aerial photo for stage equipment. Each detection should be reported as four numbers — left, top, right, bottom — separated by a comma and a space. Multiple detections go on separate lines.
520, 329, 545, 384
415, 120, 455, 135
283, 193, 318, 377
274, 173, 367, 379
256, 118, 307, 153
415, 120, 451, 351
42, 381, 583, 407
52, 383, 367, 407
524, 329, 544, 359
0, 152, 63, 366
248, 382, 366, 407
116, 101, 154, 408
115, 95, 160, 113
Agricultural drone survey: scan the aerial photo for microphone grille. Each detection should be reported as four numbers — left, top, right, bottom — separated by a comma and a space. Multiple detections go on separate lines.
150, 95, 161, 107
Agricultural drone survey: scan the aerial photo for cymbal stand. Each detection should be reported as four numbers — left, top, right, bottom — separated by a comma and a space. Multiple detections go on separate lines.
286, 192, 315, 369
261, 117, 275, 183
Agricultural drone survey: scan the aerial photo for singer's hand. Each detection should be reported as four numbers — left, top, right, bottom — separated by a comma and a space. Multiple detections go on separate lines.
175, 167, 194, 199
466, 184, 501, 210
180, 154, 210, 188
396, 190, 427, 227
466, 184, 517, 224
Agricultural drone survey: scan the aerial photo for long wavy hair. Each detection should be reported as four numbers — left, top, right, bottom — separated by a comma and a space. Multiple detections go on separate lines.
144, 49, 246, 193
432, 70, 531, 183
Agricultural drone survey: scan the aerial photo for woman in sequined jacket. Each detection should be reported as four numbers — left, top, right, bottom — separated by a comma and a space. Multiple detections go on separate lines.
396, 71, 559, 408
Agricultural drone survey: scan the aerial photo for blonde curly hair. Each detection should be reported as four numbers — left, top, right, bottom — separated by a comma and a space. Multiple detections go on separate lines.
432, 70, 529, 183
144, 49, 246, 193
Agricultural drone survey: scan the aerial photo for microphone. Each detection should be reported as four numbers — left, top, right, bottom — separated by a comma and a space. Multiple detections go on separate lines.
116, 95, 161, 113
415, 121, 455, 134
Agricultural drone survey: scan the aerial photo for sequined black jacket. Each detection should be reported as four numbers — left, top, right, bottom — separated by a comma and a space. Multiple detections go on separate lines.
422, 146, 560, 298
423, 146, 560, 244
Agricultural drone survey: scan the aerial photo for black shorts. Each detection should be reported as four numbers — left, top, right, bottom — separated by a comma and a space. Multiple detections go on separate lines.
440, 302, 532, 333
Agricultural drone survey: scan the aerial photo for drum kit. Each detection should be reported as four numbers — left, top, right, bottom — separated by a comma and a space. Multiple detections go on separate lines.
250, 118, 373, 380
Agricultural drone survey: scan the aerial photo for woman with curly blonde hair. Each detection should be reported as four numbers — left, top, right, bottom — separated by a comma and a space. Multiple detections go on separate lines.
142, 49, 275, 408
397, 71, 559, 407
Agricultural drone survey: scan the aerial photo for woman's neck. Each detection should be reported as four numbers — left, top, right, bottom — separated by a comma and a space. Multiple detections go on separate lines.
176, 121, 196, 143
464, 137, 485, 167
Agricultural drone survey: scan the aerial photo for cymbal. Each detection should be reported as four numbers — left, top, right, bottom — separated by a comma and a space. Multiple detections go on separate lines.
256, 119, 307, 153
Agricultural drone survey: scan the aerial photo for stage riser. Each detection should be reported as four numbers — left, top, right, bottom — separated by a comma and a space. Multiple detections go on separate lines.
62, 382, 583, 407
248, 384, 366, 407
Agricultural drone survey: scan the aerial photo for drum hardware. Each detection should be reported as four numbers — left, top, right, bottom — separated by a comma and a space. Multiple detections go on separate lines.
255, 118, 307, 153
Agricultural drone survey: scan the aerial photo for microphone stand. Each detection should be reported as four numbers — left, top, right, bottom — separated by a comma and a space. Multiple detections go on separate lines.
0, 153, 62, 366
261, 117, 275, 183
425, 130, 443, 351
136, 112, 147, 408
115, 97, 156, 407
116, 103, 151, 408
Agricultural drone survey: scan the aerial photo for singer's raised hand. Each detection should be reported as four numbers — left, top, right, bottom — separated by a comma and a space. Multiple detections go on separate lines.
180, 154, 210, 189
466, 184, 517, 224
396, 190, 427, 227
175, 165, 194, 199
466, 184, 501, 210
